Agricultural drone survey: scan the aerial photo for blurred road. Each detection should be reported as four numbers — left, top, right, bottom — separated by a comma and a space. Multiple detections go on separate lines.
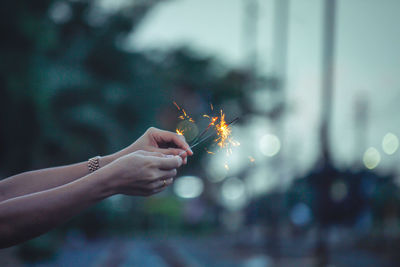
20, 235, 395, 267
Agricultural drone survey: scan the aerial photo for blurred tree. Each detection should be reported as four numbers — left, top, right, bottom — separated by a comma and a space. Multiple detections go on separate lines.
0, 0, 256, 261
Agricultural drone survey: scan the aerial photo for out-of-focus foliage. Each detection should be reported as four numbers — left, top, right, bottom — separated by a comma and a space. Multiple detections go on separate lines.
0, 0, 250, 175
0, 0, 255, 260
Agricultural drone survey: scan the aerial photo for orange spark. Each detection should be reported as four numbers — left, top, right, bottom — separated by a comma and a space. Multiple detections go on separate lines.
176, 129, 184, 135
173, 101, 181, 110
174, 101, 195, 122
205, 148, 215, 154
214, 110, 239, 149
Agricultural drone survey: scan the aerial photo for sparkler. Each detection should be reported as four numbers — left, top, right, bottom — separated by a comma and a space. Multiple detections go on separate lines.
189, 117, 239, 149
174, 101, 239, 157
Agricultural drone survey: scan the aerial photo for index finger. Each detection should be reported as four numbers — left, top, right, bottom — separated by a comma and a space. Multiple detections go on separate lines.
152, 129, 193, 156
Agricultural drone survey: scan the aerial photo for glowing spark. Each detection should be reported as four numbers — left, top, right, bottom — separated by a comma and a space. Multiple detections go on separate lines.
173, 101, 180, 110
224, 163, 229, 170
210, 103, 214, 111
215, 110, 239, 149
205, 148, 215, 154
174, 101, 195, 136
173, 101, 195, 122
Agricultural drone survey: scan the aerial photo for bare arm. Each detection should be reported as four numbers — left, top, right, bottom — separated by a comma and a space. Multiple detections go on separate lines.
0, 155, 116, 203
0, 127, 192, 203
0, 151, 183, 248
0, 165, 114, 248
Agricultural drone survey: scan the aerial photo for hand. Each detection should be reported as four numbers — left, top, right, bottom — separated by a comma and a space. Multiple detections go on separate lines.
105, 150, 182, 196
114, 127, 193, 164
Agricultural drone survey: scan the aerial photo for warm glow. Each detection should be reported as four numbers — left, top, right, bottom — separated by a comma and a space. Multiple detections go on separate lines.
176, 129, 184, 135
215, 110, 240, 150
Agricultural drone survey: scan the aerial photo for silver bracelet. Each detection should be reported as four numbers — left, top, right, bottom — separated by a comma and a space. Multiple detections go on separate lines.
88, 156, 101, 173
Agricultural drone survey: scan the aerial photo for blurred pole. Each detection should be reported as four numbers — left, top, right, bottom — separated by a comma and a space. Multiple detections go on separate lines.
316, 0, 336, 266
272, 0, 290, 186
273, 0, 289, 89
267, 0, 290, 262
242, 0, 259, 82
319, 0, 336, 167
354, 94, 368, 167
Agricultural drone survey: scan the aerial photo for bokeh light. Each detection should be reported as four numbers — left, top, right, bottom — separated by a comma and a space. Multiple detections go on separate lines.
363, 147, 381, 169
290, 203, 312, 226
330, 180, 348, 202
259, 134, 281, 157
173, 176, 204, 199
245, 166, 278, 197
382, 132, 399, 155
221, 177, 247, 210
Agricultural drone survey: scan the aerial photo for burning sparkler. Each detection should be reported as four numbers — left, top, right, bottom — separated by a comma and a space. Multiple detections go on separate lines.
174, 101, 239, 156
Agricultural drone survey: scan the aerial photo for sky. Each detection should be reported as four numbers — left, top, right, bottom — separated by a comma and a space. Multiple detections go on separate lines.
127, 0, 400, 179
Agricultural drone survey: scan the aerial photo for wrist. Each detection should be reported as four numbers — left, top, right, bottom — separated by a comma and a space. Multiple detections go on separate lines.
99, 154, 118, 168
92, 164, 120, 198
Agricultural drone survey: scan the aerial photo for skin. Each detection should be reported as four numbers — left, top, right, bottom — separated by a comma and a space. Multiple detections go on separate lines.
0, 127, 193, 248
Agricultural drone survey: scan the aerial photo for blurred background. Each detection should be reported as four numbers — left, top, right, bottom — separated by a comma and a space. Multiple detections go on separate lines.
1, 0, 400, 266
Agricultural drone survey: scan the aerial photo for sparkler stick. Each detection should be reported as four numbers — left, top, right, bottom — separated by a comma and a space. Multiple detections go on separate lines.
190, 116, 218, 145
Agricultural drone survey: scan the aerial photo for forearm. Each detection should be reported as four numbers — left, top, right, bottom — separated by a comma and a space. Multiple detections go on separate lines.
0, 154, 116, 202
0, 167, 116, 248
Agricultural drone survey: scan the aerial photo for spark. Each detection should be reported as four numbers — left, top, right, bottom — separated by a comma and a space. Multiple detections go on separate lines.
224, 163, 229, 170
248, 156, 255, 163
173, 102, 240, 164
215, 110, 239, 149
173, 101, 180, 110
174, 101, 195, 122
205, 148, 215, 154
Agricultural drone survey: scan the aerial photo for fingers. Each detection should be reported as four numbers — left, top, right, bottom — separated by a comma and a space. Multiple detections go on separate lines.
150, 128, 193, 156
151, 148, 189, 164
135, 150, 166, 158
149, 177, 174, 190
153, 155, 183, 170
